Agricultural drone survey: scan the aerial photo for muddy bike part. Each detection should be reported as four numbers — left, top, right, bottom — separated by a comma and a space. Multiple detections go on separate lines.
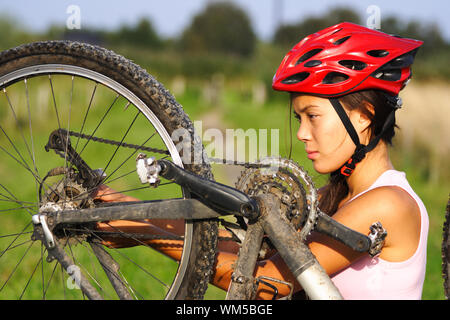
443, 195, 450, 300
0, 41, 217, 300
68, 154, 385, 300
37, 149, 382, 300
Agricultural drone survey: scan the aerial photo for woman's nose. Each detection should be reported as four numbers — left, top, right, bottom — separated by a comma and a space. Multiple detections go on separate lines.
297, 123, 311, 142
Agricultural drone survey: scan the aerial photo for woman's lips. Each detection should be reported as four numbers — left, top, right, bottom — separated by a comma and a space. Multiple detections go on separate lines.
306, 150, 319, 160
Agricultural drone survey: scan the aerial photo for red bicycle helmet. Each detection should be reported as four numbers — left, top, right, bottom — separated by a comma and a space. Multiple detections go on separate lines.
272, 22, 423, 97
273, 22, 423, 177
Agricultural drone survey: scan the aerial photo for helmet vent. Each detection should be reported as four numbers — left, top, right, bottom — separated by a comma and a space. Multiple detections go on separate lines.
304, 60, 322, 67
295, 48, 323, 65
371, 69, 402, 81
338, 60, 367, 71
367, 49, 389, 58
322, 72, 349, 84
333, 35, 351, 46
281, 72, 310, 84
330, 28, 342, 35
382, 52, 415, 69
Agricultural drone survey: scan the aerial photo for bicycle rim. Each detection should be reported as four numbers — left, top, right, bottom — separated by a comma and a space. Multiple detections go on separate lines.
0, 42, 216, 299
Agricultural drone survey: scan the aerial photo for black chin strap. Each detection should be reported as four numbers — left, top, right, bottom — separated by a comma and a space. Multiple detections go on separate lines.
329, 96, 400, 177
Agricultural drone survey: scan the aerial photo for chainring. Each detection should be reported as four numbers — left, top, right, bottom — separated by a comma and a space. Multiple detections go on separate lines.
234, 156, 318, 240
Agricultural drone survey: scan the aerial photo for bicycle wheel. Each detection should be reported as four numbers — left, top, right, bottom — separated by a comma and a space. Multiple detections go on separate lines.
0, 41, 218, 299
443, 195, 450, 300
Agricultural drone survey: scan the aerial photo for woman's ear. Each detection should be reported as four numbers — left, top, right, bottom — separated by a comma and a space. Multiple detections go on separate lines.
351, 102, 374, 143
360, 104, 373, 128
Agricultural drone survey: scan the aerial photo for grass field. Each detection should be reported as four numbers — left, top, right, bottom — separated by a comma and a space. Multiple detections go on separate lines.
0, 67, 448, 300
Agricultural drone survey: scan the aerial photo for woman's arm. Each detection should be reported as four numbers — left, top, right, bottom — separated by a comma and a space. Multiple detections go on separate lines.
212, 185, 421, 299
93, 184, 421, 299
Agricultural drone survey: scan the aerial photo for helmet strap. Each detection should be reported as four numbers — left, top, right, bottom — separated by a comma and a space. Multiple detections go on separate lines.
329, 97, 399, 177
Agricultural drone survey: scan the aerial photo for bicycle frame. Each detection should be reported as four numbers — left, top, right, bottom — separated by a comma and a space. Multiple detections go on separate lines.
33, 157, 377, 300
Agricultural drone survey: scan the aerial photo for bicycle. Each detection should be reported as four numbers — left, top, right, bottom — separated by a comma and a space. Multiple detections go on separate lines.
0, 40, 446, 300
443, 196, 450, 300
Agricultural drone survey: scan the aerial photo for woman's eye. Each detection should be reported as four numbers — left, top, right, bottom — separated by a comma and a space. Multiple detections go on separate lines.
293, 112, 301, 122
308, 114, 317, 120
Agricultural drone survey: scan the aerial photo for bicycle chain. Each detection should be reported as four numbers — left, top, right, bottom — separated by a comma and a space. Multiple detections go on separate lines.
53, 129, 316, 243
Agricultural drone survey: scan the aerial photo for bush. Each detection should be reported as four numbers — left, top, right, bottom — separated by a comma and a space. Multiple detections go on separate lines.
179, 1, 256, 57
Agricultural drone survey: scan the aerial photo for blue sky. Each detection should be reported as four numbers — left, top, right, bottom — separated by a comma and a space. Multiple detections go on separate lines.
2, 0, 450, 41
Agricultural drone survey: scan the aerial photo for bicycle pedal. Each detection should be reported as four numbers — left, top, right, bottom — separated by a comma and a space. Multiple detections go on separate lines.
136, 153, 161, 187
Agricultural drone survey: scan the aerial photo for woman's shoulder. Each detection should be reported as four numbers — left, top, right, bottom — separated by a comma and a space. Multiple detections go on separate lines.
341, 186, 419, 224
337, 186, 421, 259
361, 185, 418, 211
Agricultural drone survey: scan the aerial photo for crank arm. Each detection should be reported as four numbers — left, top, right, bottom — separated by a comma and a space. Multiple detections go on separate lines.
157, 159, 259, 219
314, 210, 371, 253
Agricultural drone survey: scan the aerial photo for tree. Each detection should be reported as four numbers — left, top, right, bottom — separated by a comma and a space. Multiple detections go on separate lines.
179, 1, 256, 57
108, 17, 162, 49
0, 15, 36, 51
273, 7, 361, 48
378, 15, 448, 57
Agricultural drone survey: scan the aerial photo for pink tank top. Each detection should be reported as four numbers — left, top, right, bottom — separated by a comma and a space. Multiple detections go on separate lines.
330, 170, 429, 300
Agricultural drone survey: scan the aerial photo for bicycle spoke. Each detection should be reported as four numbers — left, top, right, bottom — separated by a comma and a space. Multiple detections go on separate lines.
43, 260, 59, 298
85, 225, 170, 291
2, 86, 41, 183
18, 245, 45, 299
0, 205, 35, 216
48, 75, 62, 130
63, 237, 113, 299
62, 76, 75, 206
0, 231, 33, 240
24, 78, 40, 205
104, 169, 140, 185
0, 125, 38, 184
0, 239, 34, 258
74, 82, 98, 153
0, 240, 35, 293
0, 146, 64, 211
78, 94, 119, 157
102, 109, 140, 173
102, 132, 157, 184
0, 222, 33, 259
0, 183, 36, 215
0, 199, 35, 210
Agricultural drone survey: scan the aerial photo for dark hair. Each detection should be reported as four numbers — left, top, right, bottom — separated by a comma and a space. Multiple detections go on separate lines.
318, 90, 398, 215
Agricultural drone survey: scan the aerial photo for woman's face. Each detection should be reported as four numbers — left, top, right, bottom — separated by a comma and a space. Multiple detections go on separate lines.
292, 94, 368, 174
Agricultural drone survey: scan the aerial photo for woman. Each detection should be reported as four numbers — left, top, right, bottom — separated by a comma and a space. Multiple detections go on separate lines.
96, 22, 429, 299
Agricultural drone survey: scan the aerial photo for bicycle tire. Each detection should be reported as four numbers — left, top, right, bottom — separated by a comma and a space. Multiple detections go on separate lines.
443, 195, 450, 300
0, 41, 218, 299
